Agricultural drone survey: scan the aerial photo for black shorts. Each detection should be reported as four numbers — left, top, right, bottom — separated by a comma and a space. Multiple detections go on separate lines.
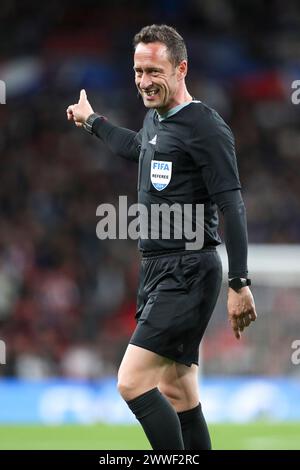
129, 249, 222, 367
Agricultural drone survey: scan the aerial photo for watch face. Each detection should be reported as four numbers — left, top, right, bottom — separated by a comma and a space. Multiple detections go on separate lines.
230, 278, 243, 290
230, 278, 251, 290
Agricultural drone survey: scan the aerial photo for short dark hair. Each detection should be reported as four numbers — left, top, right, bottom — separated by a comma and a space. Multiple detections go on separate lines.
133, 24, 187, 66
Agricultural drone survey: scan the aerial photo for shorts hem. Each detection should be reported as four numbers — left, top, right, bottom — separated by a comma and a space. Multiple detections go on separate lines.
129, 340, 198, 367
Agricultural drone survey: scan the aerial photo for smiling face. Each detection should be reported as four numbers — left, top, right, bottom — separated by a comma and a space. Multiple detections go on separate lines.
134, 42, 188, 114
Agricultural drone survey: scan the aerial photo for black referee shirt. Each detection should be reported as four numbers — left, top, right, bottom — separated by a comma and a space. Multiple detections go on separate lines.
92, 100, 248, 276
137, 101, 241, 252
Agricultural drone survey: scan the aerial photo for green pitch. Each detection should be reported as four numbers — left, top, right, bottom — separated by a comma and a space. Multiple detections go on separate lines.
0, 423, 299, 450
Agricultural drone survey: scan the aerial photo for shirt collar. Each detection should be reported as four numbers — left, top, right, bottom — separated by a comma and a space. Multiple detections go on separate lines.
156, 100, 201, 121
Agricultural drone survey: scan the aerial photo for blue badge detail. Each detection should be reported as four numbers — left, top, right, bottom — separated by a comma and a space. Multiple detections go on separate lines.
150, 160, 172, 191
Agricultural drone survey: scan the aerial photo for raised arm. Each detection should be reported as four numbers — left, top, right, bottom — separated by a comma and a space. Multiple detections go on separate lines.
67, 89, 142, 162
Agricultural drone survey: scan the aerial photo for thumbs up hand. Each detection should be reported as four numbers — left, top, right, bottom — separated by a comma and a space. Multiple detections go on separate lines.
66, 89, 94, 127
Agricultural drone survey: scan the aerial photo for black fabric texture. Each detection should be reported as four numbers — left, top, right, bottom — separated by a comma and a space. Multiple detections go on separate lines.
178, 403, 211, 450
126, 388, 184, 450
213, 189, 248, 278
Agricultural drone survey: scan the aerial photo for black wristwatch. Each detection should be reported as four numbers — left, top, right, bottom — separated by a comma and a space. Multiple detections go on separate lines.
229, 278, 251, 292
82, 113, 103, 134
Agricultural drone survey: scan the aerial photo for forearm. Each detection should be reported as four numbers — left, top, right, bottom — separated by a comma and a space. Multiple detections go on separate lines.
213, 189, 248, 278
92, 117, 141, 162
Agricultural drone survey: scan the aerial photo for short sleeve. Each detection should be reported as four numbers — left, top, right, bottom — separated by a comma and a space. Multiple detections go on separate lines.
189, 113, 241, 196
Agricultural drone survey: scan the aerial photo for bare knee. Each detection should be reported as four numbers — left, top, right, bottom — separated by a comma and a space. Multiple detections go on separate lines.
159, 382, 199, 412
117, 373, 141, 401
117, 367, 160, 401
159, 382, 181, 404
117, 344, 167, 401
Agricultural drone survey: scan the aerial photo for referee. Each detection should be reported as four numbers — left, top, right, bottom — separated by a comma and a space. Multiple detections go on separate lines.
67, 24, 257, 450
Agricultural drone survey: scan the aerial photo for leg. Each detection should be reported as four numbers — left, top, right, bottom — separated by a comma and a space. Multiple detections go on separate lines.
117, 344, 184, 450
159, 362, 211, 450
158, 362, 199, 412
118, 344, 170, 401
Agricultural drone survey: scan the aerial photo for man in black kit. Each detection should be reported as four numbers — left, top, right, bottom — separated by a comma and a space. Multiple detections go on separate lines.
67, 24, 257, 450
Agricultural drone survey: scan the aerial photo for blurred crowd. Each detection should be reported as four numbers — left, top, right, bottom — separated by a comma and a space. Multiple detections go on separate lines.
0, 0, 300, 378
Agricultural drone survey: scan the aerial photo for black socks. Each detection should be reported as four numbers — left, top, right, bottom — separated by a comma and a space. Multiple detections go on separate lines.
126, 389, 211, 450
126, 388, 184, 450
177, 403, 211, 450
